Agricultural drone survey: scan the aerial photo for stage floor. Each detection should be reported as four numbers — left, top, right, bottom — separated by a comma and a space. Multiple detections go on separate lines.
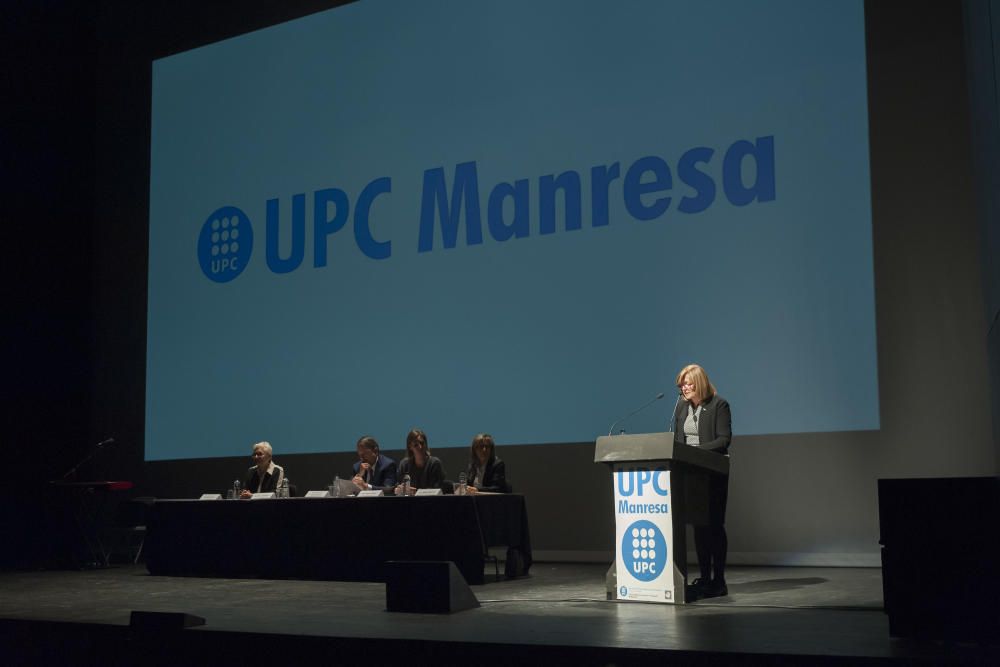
0, 563, 994, 664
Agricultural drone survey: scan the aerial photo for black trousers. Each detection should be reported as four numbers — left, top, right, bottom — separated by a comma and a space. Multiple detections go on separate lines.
694, 472, 729, 581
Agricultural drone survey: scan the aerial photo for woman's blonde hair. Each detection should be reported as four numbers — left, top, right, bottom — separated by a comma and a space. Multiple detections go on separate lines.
675, 364, 717, 402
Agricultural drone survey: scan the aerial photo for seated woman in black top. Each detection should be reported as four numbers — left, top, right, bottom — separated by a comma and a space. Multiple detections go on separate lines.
395, 428, 446, 495
465, 433, 509, 494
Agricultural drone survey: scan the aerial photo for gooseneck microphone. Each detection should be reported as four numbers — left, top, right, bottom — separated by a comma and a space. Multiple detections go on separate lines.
608, 392, 665, 436
61, 436, 116, 479
667, 393, 682, 432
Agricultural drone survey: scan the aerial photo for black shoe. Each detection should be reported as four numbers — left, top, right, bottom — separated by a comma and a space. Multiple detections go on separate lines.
686, 577, 710, 601
690, 577, 711, 591
703, 579, 728, 598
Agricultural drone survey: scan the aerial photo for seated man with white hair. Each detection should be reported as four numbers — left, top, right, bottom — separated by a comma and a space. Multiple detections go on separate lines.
240, 441, 285, 498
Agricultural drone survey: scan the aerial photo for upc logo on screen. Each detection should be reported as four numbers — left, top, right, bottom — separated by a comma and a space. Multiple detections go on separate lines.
198, 206, 253, 283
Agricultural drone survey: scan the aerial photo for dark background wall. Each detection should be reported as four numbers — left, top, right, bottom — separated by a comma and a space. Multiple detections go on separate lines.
5, 0, 996, 568
964, 0, 1000, 480
5, 0, 97, 568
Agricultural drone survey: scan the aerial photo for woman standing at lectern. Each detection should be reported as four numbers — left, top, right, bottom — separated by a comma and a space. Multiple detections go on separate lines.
672, 364, 732, 599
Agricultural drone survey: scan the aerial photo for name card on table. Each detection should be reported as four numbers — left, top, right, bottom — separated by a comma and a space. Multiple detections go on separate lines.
416, 488, 443, 496
199, 493, 222, 500
357, 489, 384, 497
251, 492, 276, 499
304, 490, 331, 498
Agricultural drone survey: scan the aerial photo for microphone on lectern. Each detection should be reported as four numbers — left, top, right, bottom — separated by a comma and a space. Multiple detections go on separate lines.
667, 393, 682, 432
607, 392, 665, 436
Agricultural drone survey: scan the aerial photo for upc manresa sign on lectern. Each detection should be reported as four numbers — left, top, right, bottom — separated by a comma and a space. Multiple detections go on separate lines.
594, 432, 729, 604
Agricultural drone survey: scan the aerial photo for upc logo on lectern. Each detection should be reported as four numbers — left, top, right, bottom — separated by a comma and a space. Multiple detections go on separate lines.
622, 520, 667, 582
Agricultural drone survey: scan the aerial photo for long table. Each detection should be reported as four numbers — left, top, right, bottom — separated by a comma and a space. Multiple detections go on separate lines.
145, 494, 532, 585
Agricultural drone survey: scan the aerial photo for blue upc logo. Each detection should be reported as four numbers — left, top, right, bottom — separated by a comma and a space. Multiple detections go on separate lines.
622, 520, 667, 582
198, 206, 253, 283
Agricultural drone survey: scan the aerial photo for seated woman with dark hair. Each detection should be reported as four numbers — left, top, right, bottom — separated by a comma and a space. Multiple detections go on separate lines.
395, 428, 446, 495
465, 433, 509, 494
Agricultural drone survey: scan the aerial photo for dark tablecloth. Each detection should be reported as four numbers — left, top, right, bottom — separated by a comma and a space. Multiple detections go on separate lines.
145, 494, 532, 584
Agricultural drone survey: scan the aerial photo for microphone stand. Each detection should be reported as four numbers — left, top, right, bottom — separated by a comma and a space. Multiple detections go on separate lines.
61, 438, 115, 480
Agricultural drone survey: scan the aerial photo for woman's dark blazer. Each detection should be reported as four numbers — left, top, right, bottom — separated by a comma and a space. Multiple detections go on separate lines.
671, 394, 732, 455
245, 464, 284, 493
466, 457, 510, 493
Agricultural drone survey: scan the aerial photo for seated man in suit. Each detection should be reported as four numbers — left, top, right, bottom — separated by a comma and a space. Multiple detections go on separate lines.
351, 435, 397, 492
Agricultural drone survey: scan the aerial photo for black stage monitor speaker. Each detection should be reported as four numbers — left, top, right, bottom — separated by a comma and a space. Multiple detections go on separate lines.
878, 477, 1000, 642
385, 560, 480, 613
129, 611, 206, 630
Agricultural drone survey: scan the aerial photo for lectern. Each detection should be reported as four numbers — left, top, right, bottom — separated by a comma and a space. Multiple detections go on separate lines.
594, 432, 729, 604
